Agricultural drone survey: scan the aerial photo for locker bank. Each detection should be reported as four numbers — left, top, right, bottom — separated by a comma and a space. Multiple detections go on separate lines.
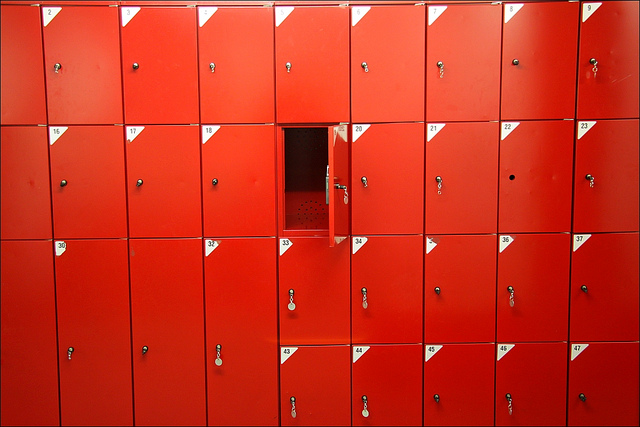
1, 1, 638, 426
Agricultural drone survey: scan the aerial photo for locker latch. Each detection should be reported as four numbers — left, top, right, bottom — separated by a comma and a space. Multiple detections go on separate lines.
215, 344, 223, 366
335, 184, 349, 204
435, 176, 443, 195
209, 62, 216, 73
585, 174, 595, 188
361, 176, 368, 188
67, 347, 74, 360
288, 289, 296, 311
361, 287, 368, 309
286, 62, 292, 73
290, 396, 297, 418
437, 61, 444, 78
361, 62, 369, 73
361, 395, 370, 418
142, 345, 149, 355
589, 58, 598, 78
506, 393, 513, 415
433, 394, 440, 403
507, 286, 515, 307
579, 393, 586, 402
54, 63, 62, 73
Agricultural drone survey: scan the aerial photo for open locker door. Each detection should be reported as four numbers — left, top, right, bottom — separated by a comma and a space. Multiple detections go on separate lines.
328, 125, 349, 247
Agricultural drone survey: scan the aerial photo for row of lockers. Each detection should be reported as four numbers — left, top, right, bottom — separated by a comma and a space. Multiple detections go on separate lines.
2, 238, 638, 426
2, 120, 639, 240
1, 2, 639, 125
3, 235, 638, 346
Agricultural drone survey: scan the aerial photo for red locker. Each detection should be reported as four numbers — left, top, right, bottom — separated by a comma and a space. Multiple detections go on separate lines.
425, 121, 499, 234
498, 120, 574, 233
573, 119, 639, 233
424, 344, 495, 426
351, 235, 423, 345
352, 344, 422, 426
279, 237, 350, 345
568, 342, 639, 426
275, 6, 349, 123
277, 125, 349, 245
50, 126, 127, 238
204, 238, 278, 426
497, 233, 570, 342
1, 241, 59, 426
495, 342, 567, 426
130, 238, 206, 426
198, 6, 274, 123
570, 232, 639, 342
42, 5, 123, 124
426, 3, 502, 122
577, 1, 639, 119
55, 239, 133, 426
121, 6, 199, 124
280, 345, 351, 426
126, 125, 202, 238
1, 126, 52, 240
501, 2, 579, 120
351, 123, 424, 235
424, 234, 496, 344
1, 5, 47, 125
351, 5, 425, 123
202, 125, 276, 237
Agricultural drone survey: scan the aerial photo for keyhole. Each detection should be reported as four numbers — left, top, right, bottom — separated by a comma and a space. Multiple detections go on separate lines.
509, 175, 516, 181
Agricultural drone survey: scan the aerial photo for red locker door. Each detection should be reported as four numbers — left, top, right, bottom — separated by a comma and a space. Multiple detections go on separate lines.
121, 6, 199, 124
329, 125, 349, 247
577, 1, 639, 119
279, 237, 350, 345
280, 345, 351, 426
424, 344, 494, 426
495, 342, 567, 426
351, 123, 424, 235
499, 120, 574, 233
42, 5, 123, 125
351, 5, 425, 122
1, 126, 52, 240
501, 2, 579, 120
352, 235, 422, 344
426, 4, 501, 122
570, 232, 639, 342
126, 125, 201, 238
130, 238, 206, 426
275, 6, 349, 123
1, 5, 47, 125
204, 238, 278, 426
497, 233, 570, 342
198, 6, 274, 123
1, 241, 59, 426
352, 344, 422, 426
50, 126, 127, 239
425, 122, 499, 234
55, 239, 132, 425
573, 119, 639, 233
424, 234, 496, 344
568, 342, 639, 426
202, 125, 275, 237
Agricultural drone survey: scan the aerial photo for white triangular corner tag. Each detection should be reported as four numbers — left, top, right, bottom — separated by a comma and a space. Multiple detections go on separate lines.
504, 3, 524, 24
571, 343, 589, 361
199, 7, 217, 27
126, 126, 145, 142
205, 240, 220, 257
425, 345, 443, 362
582, 3, 602, 23
280, 347, 298, 364
499, 235, 514, 253
577, 121, 597, 140
49, 127, 68, 145
43, 7, 62, 27
54, 241, 66, 257
352, 237, 368, 254
426, 237, 438, 254
202, 125, 221, 144
352, 124, 370, 142
279, 239, 293, 256
427, 123, 446, 142
573, 234, 591, 252
353, 346, 370, 363
121, 7, 140, 27
501, 122, 520, 140
335, 236, 347, 245
352, 6, 371, 26
428, 6, 447, 26
275, 6, 294, 27
497, 344, 515, 361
